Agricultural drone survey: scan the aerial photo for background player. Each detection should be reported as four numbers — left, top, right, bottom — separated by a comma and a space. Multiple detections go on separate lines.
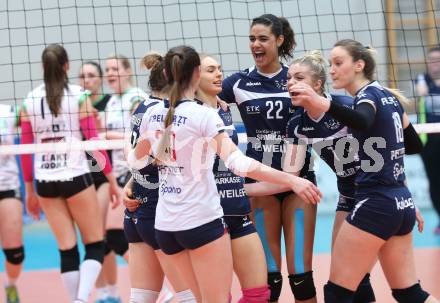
289, 39, 438, 303
0, 104, 24, 303
218, 14, 318, 303
20, 44, 120, 303
78, 61, 121, 303
415, 46, 440, 234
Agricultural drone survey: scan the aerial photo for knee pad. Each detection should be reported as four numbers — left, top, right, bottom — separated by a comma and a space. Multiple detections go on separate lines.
238, 285, 270, 303
392, 283, 430, 303
267, 272, 282, 302
288, 271, 316, 301
106, 229, 128, 256
3, 246, 25, 265
59, 245, 80, 273
354, 273, 376, 303
324, 281, 355, 303
84, 241, 105, 264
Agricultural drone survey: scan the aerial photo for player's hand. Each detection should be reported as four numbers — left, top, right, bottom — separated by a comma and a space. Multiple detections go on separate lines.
123, 178, 139, 212
415, 206, 424, 233
106, 176, 122, 209
289, 83, 330, 112
289, 175, 322, 205
25, 184, 41, 220
216, 97, 229, 111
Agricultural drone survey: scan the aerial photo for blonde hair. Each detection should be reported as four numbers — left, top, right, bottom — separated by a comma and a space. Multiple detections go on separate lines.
292, 50, 327, 93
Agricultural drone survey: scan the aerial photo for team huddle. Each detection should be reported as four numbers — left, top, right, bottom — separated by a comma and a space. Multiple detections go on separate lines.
0, 12, 438, 303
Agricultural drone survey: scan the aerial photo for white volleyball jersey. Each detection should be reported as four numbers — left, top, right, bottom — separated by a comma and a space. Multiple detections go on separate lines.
0, 104, 20, 191
140, 100, 226, 231
23, 84, 90, 181
105, 87, 148, 178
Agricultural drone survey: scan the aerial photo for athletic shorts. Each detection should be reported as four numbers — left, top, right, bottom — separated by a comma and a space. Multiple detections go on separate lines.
336, 194, 357, 212
124, 207, 159, 250
91, 171, 108, 191
246, 172, 316, 203
0, 188, 21, 201
346, 186, 416, 240
224, 214, 256, 240
155, 218, 228, 255
36, 173, 93, 199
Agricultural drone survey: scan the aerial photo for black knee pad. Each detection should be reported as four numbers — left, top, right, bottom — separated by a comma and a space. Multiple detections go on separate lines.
106, 229, 128, 256
354, 273, 376, 303
3, 246, 25, 265
392, 283, 430, 303
59, 245, 80, 273
267, 272, 283, 302
84, 241, 105, 263
324, 281, 355, 303
289, 271, 316, 301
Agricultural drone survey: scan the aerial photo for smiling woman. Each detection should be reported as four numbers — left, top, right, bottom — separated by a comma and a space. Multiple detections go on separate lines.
219, 14, 319, 303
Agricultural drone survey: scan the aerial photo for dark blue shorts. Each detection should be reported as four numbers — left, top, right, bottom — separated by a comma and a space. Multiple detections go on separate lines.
155, 218, 228, 255
336, 194, 357, 212
224, 214, 256, 240
124, 207, 159, 250
346, 186, 416, 240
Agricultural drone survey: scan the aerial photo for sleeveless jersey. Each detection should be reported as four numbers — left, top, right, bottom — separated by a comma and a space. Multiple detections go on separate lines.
286, 94, 358, 198
353, 81, 406, 188
219, 65, 295, 170
0, 104, 20, 191
140, 100, 225, 231
130, 96, 161, 210
213, 105, 250, 215
22, 84, 90, 181
416, 73, 440, 123
105, 87, 148, 178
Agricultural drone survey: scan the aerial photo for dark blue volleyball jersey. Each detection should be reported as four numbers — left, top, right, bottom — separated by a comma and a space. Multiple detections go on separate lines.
353, 81, 406, 188
213, 106, 251, 216
130, 96, 161, 209
286, 94, 359, 198
219, 65, 295, 171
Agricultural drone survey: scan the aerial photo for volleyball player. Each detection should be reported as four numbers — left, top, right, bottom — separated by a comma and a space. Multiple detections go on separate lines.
218, 14, 317, 302
196, 54, 269, 301
128, 45, 320, 302
78, 61, 121, 303
123, 52, 184, 303
289, 39, 439, 303
247, 50, 376, 302
20, 44, 120, 303
0, 104, 24, 303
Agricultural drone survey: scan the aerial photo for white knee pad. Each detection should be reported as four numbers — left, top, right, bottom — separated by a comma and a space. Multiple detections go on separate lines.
129, 288, 159, 303
175, 289, 197, 303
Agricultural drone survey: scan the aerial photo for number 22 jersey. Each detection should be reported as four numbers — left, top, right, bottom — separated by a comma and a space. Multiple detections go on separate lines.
219, 65, 294, 171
